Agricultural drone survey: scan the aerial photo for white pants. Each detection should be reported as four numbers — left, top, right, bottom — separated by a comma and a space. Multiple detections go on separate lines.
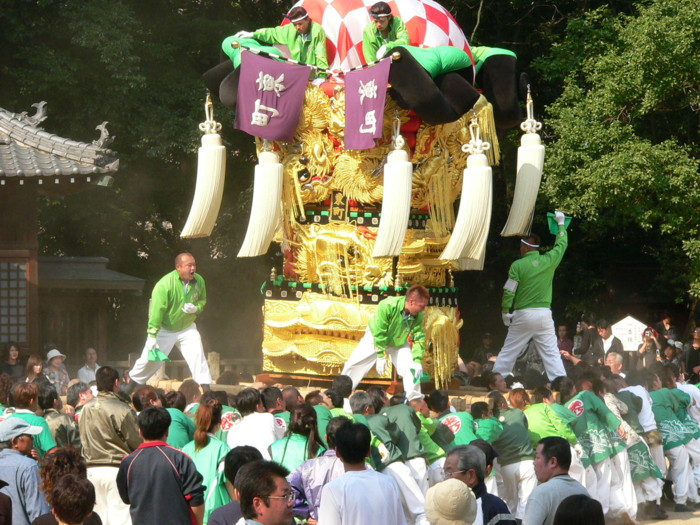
683, 437, 700, 493
609, 450, 637, 519
130, 323, 212, 385
635, 476, 663, 505
666, 445, 690, 504
384, 461, 428, 525
500, 460, 537, 519
568, 445, 586, 486
88, 466, 132, 525
649, 442, 667, 477
342, 328, 421, 400
427, 457, 445, 487
592, 458, 612, 514
485, 475, 499, 497
492, 308, 566, 380
584, 465, 598, 503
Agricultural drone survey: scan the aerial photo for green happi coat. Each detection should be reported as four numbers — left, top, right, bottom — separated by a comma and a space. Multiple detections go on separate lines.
565, 390, 624, 465
668, 388, 700, 440
492, 408, 534, 466
362, 16, 409, 62
524, 403, 578, 447
417, 412, 446, 464
649, 388, 693, 450
474, 417, 504, 443
147, 270, 206, 336
369, 296, 426, 362
253, 22, 328, 78
270, 433, 326, 472
439, 411, 478, 448
182, 435, 230, 523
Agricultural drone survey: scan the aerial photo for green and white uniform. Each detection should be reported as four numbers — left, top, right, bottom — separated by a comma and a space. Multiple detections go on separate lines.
253, 22, 328, 79
362, 16, 409, 62
494, 225, 568, 380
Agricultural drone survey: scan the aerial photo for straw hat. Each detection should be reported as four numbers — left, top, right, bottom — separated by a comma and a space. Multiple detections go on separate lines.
425, 478, 477, 525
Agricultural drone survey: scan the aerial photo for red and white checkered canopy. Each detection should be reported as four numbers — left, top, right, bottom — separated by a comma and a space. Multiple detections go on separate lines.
285, 0, 473, 71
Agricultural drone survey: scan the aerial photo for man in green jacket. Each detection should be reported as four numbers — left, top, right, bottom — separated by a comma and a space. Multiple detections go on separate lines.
241, 7, 328, 81
362, 1, 410, 62
129, 253, 212, 387
494, 211, 568, 380
342, 285, 429, 400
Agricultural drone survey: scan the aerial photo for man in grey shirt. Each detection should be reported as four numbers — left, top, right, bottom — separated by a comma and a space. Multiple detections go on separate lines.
523, 436, 589, 525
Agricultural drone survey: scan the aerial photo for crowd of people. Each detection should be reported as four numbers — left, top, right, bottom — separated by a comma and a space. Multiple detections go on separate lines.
2, 333, 699, 525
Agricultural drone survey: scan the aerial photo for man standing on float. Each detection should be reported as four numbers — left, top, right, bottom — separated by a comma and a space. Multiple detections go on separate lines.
493, 211, 568, 381
362, 1, 410, 61
342, 285, 429, 400
129, 253, 212, 389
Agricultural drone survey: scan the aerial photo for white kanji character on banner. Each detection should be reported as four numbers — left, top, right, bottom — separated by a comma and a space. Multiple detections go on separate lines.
358, 79, 378, 104
359, 110, 377, 134
256, 72, 287, 97
251, 99, 280, 126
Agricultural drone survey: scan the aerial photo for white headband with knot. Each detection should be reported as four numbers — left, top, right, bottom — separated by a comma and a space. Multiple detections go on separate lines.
520, 239, 540, 248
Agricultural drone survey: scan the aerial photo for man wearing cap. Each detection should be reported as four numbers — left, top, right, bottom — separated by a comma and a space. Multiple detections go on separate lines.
242, 7, 328, 80
129, 252, 212, 389
362, 1, 409, 62
493, 211, 568, 381
0, 418, 51, 525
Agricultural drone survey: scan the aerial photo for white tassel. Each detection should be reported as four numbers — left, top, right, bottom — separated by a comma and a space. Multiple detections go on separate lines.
372, 119, 413, 258
181, 95, 227, 238
237, 147, 283, 257
439, 117, 493, 261
501, 90, 544, 237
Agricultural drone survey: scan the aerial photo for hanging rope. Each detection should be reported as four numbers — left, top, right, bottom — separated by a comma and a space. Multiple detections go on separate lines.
199, 93, 222, 135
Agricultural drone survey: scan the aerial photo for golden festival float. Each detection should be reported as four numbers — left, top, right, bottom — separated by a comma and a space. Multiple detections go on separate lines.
182, 0, 545, 390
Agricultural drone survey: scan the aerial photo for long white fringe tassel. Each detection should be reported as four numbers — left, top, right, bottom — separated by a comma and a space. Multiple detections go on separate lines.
501, 89, 544, 237
237, 141, 283, 257
372, 116, 413, 258
439, 115, 493, 261
181, 95, 227, 238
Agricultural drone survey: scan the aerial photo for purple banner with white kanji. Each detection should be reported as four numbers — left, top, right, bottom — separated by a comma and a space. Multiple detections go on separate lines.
344, 58, 391, 150
235, 51, 311, 141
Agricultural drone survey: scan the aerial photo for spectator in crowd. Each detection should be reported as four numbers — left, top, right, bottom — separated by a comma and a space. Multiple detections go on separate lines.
44, 347, 70, 397
683, 326, 700, 383
23, 354, 50, 386
37, 383, 80, 450
34, 447, 101, 525
0, 418, 50, 525
66, 382, 93, 422
130, 384, 162, 413
49, 474, 96, 525
282, 386, 304, 414
226, 388, 282, 459
234, 460, 294, 525
78, 366, 141, 525
183, 400, 231, 522
522, 436, 588, 525
262, 386, 289, 435
77, 348, 100, 385
8, 382, 57, 457
0, 373, 13, 411
472, 332, 496, 365
179, 379, 202, 412
330, 376, 354, 414
270, 404, 325, 471
661, 341, 682, 369
425, 478, 477, 525
1, 341, 24, 383
288, 416, 350, 522
655, 312, 678, 343
556, 325, 573, 353
595, 319, 624, 363
164, 390, 196, 449
208, 446, 263, 525
631, 328, 661, 371
318, 422, 407, 525
443, 445, 516, 525
552, 494, 604, 525
604, 352, 625, 377
117, 406, 205, 525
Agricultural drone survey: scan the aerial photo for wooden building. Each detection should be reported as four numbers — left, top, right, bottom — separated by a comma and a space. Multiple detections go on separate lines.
0, 102, 141, 359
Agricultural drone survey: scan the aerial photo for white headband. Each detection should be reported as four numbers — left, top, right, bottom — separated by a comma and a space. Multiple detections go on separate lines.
289, 13, 309, 23
371, 12, 392, 18
520, 239, 540, 248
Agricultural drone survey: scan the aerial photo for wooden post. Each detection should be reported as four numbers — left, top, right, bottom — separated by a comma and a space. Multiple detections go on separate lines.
208, 351, 220, 382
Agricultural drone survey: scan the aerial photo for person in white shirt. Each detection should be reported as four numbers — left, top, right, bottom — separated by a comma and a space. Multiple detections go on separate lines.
77, 347, 100, 384
226, 388, 283, 459
318, 421, 407, 525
